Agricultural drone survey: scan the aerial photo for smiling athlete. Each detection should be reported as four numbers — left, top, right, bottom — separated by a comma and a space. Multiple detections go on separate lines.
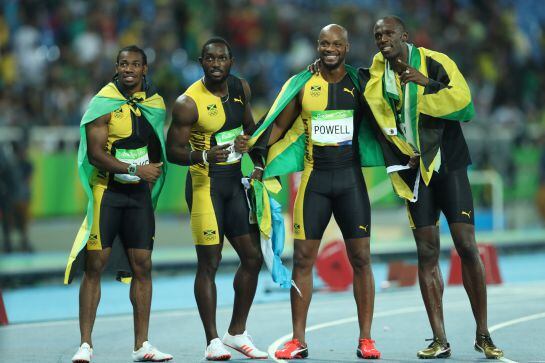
257, 25, 381, 360
368, 16, 503, 359
68, 45, 172, 363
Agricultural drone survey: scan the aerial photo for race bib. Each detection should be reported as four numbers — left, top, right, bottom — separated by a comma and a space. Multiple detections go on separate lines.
310, 110, 353, 146
215, 126, 243, 164
114, 146, 149, 183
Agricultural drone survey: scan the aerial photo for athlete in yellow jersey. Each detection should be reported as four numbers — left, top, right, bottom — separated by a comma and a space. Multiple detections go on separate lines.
71, 46, 172, 363
270, 25, 381, 360
372, 16, 503, 359
166, 38, 267, 361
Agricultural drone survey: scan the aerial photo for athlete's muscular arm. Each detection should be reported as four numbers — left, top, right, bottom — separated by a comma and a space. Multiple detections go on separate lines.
86, 114, 162, 182
267, 90, 302, 146
237, 79, 265, 180
166, 95, 229, 165
166, 95, 197, 166
241, 79, 256, 136
234, 79, 254, 154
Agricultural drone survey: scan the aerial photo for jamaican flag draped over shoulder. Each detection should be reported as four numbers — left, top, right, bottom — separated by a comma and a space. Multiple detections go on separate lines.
64, 82, 168, 284
246, 66, 383, 292
248, 66, 384, 183
364, 44, 474, 201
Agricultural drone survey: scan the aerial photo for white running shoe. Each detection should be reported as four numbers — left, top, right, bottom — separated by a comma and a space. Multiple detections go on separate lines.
72, 342, 93, 363
222, 331, 268, 359
205, 338, 232, 361
132, 341, 173, 362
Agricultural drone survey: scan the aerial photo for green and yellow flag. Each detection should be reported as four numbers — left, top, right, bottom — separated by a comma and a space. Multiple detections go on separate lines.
64, 82, 167, 284
249, 66, 384, 184
364, 45, 474, 200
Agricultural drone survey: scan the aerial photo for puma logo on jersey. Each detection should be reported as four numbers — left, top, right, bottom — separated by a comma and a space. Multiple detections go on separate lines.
358, 225, 368, 232
461, 210, 472, 219
233, 97, 244, 105
343, 87, 355, 97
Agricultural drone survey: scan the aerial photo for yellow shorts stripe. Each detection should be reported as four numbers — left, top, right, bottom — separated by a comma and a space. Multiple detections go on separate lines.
189, 173, 221, 245
87, 186, 106, 250
293, 168, 312, 240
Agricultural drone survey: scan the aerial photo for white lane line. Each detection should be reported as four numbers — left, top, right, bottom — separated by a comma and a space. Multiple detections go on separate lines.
268, 305, 426, 362
2, 295, 346, 330
0, 288, 422, 330
498, 357, 519, 363
1, 309, 200, 330
268, 303, 545, 363
489, 311, 545, 333
490, 311, 545, 363
477, 311, 545, 363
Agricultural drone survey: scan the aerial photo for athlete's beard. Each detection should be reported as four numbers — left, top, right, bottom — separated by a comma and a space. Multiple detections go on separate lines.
205, 73, 229, 85
116, 75, 143, 95
319, 55, 345, 70
205, 65, 231, 85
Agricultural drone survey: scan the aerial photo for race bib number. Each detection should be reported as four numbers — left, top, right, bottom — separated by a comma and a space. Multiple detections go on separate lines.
215, 126, 243, 164
310, 110, 353, 146
114, 146, 149, 183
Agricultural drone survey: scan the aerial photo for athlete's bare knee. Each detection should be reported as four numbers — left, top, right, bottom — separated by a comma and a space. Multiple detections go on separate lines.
348, 252, 371, 273
197, 254, 221, 276
416, 241, 440, 266
85, 255, 108, 278
131, 260, 152, 281
293, 250, 315, 273
454, 238, 480, 262
241, 254, 263, 272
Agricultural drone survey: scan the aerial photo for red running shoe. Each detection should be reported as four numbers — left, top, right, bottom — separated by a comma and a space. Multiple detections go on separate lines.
357, 338, 381, 359
275, 339, 308, 359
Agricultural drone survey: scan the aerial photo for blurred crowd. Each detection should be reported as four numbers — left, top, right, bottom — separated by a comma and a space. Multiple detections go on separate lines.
0, 0, 543, 125
0, 0, 544, 235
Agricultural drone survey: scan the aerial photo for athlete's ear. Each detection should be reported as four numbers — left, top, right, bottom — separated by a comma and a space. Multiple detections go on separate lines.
346, 42, 350, 53
198, 57, 203, 66
143, 64, 148, 76
401, 31, 408, 42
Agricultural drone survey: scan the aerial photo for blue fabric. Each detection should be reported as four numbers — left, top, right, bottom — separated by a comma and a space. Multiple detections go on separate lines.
269, 197, 291, 288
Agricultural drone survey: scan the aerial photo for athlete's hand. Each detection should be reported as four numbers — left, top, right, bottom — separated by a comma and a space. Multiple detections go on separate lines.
136, 162, 163, 183
250, 166, 264, 182
207, 144, 230, 163
234, 134, 249, 153
408, 154, 420, 169
307, 58, 321, 74
397, 59, 429, 87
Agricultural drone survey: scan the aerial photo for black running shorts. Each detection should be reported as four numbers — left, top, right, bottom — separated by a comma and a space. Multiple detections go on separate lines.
185, 172, 257, 245
406, 167, 474, 229
293, 166, 371, 240
87, 186, 155, 250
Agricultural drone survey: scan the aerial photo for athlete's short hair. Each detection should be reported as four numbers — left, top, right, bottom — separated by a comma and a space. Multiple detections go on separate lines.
201, 37, 233, 59
381, 15, 406, 32
116, 45, 147, 65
